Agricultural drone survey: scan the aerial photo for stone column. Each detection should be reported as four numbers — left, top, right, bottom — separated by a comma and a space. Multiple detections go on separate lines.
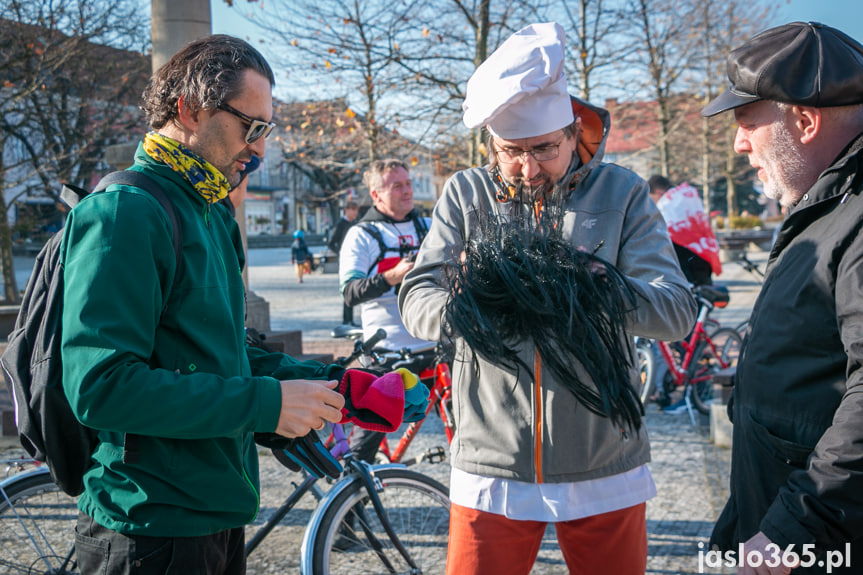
151, 0, 212, 72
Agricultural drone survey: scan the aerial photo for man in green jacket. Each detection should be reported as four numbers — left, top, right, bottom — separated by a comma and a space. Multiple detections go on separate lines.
61, 35, 345, 573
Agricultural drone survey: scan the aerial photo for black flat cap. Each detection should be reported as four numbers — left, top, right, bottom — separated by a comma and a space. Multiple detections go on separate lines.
703, 22, 863, 117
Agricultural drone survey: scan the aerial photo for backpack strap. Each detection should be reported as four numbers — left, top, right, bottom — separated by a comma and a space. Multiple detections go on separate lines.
93, 171, 185, 314
89, 171, 185, 466
359, 224, 394, 276
411, 213, 429, 244
359, 216, 429, 276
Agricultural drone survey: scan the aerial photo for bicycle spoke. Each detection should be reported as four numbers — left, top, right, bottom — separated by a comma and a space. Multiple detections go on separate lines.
305, 468, 450, 575
0, 467, 78, 575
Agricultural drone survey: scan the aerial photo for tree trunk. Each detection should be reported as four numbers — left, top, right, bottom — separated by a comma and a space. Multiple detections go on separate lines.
0, 166, 20, 303
468, 0, 490, 167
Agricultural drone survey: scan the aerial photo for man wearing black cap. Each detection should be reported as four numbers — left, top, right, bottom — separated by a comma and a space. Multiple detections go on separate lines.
703, 22, 863, 574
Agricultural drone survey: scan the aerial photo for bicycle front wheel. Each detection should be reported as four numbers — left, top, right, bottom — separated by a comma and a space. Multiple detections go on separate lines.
302, 467, 450, 575
0, 467, 79, 574
687, 327, 743, 415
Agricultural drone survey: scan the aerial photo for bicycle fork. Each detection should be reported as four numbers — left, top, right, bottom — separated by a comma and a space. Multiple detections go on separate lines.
346, 458, 422, 574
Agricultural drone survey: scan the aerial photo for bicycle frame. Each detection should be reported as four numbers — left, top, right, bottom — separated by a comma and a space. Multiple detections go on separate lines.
660, 286, 734, 385
378, 361, 454, 465
298, 461, 420, 572
249, 421, 434, 571
245, 423, 355, 556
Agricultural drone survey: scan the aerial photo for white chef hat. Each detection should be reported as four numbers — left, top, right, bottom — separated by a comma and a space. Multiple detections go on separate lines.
462, 22, 574, 139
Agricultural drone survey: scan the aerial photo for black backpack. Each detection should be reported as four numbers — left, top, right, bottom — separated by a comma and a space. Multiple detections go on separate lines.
1, 171, 183, 496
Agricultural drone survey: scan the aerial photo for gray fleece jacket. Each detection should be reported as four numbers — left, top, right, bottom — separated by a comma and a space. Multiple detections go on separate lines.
398, 98, 696, 484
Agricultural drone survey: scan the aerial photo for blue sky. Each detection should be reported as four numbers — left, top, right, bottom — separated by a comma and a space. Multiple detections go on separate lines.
775, 0, 863, 42
209, 0, 863, 103
211, 0, 863, 45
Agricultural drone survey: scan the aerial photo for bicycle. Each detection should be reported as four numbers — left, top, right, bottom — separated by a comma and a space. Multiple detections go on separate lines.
246, 329, 450, 574
4, 330, 450, 575
636, 284, 744, 420
0, 457, 78, 574
330, 325, 455, 466
249, 423, 450, 574
2, 429, 449, 575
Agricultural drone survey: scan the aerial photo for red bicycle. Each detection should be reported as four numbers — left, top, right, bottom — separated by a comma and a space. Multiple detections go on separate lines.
330, 326, 455, 466
637, 285, 743, 419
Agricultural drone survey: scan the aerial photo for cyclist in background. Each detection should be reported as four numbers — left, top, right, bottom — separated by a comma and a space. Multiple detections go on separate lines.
338, 159, 435, 462
648, 175, 721, 287
648, 175, 723, 412
290, 229, 311, 283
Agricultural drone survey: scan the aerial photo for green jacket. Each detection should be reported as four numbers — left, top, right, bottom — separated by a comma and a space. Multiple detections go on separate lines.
60, 144, 338, 536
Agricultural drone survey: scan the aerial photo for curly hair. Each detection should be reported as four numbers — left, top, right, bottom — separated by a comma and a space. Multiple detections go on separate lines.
141, 34, 275, 130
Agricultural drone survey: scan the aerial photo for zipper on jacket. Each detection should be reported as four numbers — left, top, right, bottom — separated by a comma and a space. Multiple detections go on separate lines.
534, 348, 544, 484
243, 454, 260, 524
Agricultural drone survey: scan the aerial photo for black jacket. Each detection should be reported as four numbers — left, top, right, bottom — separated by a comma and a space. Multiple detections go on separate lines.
711, 132, 863, 570
327, 217, 354, 255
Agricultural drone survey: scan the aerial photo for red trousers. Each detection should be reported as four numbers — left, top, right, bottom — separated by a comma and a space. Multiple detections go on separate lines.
446, 502, 647, 575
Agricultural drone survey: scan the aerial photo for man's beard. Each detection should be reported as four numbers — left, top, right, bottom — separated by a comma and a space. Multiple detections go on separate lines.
515, 179, 552, 202
760, 120, 810, 207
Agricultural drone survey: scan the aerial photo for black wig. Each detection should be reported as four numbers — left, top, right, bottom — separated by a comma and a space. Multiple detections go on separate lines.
443, 197, 643, 431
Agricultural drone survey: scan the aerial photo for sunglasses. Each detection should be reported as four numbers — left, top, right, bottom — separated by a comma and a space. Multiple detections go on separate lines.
217, 102, 276, 144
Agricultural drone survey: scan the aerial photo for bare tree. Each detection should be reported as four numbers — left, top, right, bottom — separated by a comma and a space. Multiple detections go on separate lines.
556, 0, 631, 102
236, 0, 547, 173
0, 0, 150, 303
274, 98, 377, 202
242, 0, 423, 165
621, 0, 702, 178
706, 1, 774, 219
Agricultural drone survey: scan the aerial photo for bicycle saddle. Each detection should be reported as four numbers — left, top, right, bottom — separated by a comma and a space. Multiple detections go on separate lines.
695, 284, 730, 307
332, 324, 364, 339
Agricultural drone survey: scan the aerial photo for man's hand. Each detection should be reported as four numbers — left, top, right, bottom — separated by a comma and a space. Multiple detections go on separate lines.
275, 379, 345, 438
382, 258, 415, 286
738, 532, 798, 575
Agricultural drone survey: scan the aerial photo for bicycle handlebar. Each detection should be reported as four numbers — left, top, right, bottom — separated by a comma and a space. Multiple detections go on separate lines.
362, 329, 387, 354
335, 328, 388, 367
736, 253, 765, 278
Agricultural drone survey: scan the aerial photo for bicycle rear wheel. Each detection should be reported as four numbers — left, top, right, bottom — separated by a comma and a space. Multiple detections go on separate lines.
302, 467, 450, 575
0, 466, 78, 574
687, 327, 743, 415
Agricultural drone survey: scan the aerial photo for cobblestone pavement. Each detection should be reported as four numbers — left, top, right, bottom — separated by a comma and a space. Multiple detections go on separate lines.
0, 247, 767, 574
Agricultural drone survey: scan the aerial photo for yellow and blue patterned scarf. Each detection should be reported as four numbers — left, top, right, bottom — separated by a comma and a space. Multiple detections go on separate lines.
143, 132, 230, 204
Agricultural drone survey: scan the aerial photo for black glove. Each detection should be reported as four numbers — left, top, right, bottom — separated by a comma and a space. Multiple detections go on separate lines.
254, 431, 343, 480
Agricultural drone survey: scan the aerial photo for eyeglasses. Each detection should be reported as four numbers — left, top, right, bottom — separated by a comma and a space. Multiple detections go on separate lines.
494, 140, 565, 164
217, 102, 276, 144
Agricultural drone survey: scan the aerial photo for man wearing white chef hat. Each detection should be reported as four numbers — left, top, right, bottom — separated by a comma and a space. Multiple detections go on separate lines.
399, 22, 696, 574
